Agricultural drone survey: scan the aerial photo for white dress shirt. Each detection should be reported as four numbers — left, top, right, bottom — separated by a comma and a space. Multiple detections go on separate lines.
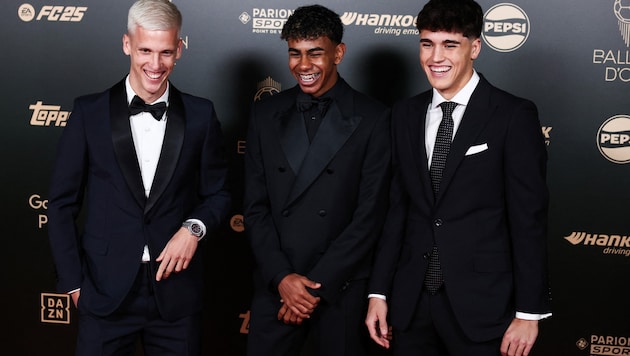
125, 77, 205, 262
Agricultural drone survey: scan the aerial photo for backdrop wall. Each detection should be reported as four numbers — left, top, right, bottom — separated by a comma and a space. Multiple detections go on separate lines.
2, 0, 629, 355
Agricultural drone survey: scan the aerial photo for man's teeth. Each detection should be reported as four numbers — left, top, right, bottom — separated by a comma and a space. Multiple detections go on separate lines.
432, 67, 450, 73
300, 73, 319, 82
146, 72, 161, 79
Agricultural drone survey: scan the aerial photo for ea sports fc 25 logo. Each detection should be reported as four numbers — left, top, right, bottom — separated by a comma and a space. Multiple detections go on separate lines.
482, 3, 530, 53
597, 115, 630, 164
18, 3, 86, 22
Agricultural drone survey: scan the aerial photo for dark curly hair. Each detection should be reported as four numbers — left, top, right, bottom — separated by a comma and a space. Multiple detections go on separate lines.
281, 5, 343, 44
415, 0, 483, 39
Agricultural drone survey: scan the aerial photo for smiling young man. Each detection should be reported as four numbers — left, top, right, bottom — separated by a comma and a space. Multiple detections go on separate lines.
244, 4, 391, 356
365, 0, 551, 355
47, 1, 230, 354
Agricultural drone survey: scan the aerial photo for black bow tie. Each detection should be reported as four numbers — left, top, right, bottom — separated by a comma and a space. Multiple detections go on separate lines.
296, 96, 332, 114
129, 95, 167, 120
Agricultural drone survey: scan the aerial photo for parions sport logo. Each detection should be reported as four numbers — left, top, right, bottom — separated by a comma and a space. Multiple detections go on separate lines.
575, 335, 630, 356
239, 8, 293, 34
597, 115, 630, 164
18, 3, 87, 22
482, 3, 530, 52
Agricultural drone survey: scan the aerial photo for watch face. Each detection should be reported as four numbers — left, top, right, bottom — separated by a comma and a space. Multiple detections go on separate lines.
191, 223, 202, 235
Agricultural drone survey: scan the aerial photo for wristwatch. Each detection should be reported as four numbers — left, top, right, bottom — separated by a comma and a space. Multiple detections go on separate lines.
182, 220, 203, 238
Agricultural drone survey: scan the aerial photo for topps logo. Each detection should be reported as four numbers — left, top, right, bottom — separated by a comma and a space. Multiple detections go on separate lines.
29, 101, 70, 127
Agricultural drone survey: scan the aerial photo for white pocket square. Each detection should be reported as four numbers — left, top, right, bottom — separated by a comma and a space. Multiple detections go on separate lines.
465, 143, 488, 156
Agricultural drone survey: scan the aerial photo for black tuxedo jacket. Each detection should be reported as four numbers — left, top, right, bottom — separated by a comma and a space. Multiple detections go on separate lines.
48, 79, 230, 320
244, 79, 390, 303
369, 75, 551, 342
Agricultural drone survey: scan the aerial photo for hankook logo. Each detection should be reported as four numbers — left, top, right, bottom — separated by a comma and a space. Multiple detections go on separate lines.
597, 115, 630, 164
565, 231, 630, 257
482, 3, 530, 52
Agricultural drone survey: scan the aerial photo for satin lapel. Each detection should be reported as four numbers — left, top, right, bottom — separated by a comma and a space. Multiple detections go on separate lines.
145, 84, 185, 214
278, 107, 309, 176
110, 80, 146, 209
407, 93, 435, 204
437, 78, 494, 201
285, 101, 362, 205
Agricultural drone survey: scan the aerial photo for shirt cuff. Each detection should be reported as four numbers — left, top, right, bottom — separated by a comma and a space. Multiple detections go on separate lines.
368, 293, 387, 301
67, 288, 80, 294
515, 311, 552, 321
185, 218, 206, 240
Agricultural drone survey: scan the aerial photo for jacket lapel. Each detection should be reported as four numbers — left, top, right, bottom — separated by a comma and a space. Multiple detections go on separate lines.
278, 106, 310, 176
437, 77, 495, 201
284, 81, 362, 205
110, 80, 146, 209
406, 93, 435, 204
145, 84, 185, 214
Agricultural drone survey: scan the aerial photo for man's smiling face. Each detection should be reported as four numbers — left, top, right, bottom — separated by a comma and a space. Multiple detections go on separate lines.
419, 30, 480, 100
287, 36, 345, 98
123, 25, 182, 103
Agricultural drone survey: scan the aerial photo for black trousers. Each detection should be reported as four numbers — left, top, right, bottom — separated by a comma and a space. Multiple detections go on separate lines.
247, 279, 370, 356
392, 288, 502, 356
75, 264, 202, 356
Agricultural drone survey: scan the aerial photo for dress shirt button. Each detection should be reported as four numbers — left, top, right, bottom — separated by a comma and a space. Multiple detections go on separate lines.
318, 210, 327, 217
434, 219, 443, 227
282, 210, 289, 217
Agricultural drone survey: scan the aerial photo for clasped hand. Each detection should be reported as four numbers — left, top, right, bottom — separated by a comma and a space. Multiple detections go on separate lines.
277, 273, 321, 325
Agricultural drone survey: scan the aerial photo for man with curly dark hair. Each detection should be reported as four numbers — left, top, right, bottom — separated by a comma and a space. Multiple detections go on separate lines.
244, 4, 391, 356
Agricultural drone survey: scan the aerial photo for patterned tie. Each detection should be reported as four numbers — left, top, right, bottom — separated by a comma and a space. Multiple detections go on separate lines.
429, 101, 457, 195
425, 101, 457, 294
128, 95, 167, 120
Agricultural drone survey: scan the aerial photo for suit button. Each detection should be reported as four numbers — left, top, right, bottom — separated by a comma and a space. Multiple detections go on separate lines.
278, 166, 286, 173
423, 253, 430, 259
326, 168, 334, 174
318, 210, 327, 217
282, 210, 289, 217
434, 219, 442, 227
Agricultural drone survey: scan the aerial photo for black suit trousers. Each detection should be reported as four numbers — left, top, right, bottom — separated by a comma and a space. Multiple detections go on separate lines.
392, 287, 502, 356
247, 279, 369, 356
75, 264, 202, 356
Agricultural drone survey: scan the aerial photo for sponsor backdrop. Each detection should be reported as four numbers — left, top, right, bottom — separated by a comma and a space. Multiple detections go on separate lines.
1, 0, 628, 355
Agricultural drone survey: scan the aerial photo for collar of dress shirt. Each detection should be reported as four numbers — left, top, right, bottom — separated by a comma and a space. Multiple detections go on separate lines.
430, 70, 480, 110
125, 75, 170, 107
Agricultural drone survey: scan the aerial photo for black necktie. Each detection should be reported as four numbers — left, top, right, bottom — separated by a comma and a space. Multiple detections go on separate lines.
429, 101, 457, 195
425, 101, 457, 294
129, 95, 167, 120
